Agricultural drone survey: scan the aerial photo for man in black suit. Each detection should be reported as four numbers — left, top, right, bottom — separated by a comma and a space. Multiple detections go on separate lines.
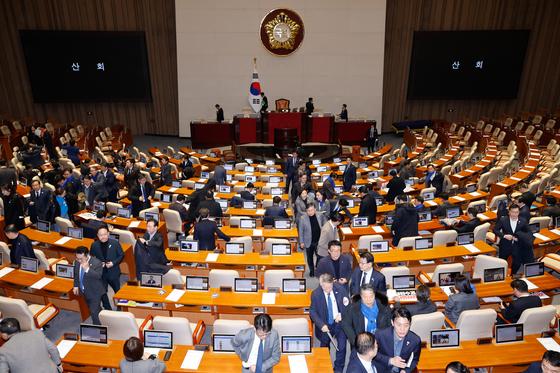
451, 207, 481, 233
432, 193, 453, 218
544, 196, 560, 221
264, 196, 288, 219
21, 144, 44, 169
98, 163, 119, 202
374, 307, 421, 373
193, 208, 230, 250
197, 190, 223, 218
343, 158, 357, 192
315, 240, 352, 288
90, 226, 124, 311
28, 179, 53, 224
386, 170, 405, 203
82, 175, 107, 209
346, 332, 378, 373
180, 154, 194, 180
364, 123, 378, 153
123, 159, 140, 189
493, 204, 530, 270
81, 210, 108, 239
129, 175, 154, 217
240, 183, 256, 201
159, 156, 173, 186
169, 194, 188, 222
357, 186, 377, 225
138, 219, 167, 268
260, 92, 268, 114
342, 283, 392, 347
349, 252, 386, 297
4, 225, 36, 266
339, 104, 348, 122
524, 350, 560, 373
310, 273, 349, 373
285, 151, 300, 194
391, 195, 419, 246
498, 279, 542, 324
213, 164, 226, 185
215, 104, 224, 123
425, 164, 444, 196
73, 246, 106, 325
305, 97, 314, 116
515, 194, 532, 222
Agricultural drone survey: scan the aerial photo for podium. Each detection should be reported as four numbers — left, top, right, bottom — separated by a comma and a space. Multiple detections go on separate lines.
190, 121, 233, 149
274, 128, 299, 150
233, 114, 258, 144
335, 120, 376, 145
267, 112, 304, 144
310, 115, 334, 143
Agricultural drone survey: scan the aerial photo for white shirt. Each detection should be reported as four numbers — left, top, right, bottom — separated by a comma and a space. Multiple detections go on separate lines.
361, 269, 373, 285
324, 291, 340, 320
358, 354, 376, 373
242, 333, 262, 368
510, 218, 518, 232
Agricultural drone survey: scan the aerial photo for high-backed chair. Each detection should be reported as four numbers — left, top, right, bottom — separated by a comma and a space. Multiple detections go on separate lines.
0, 242, 10, 264
209, 269, 239, 288
230, 236, 253, 253
272, 318, 311, 340
517, 305, 556, 335
152, 316, 205, 345
541, 253, 560, 273
54, 217, 74, 234
213, 319, 251, 334
0, 296, 59, 330
419, 263, 464, 285
263, 238, 290, 254
472, 255, 508, 281
433, 230, 458, 247
474, 222, 490, 243
98, 310, 153, 341
397, 236, 422, 249
106, 202, 123, 215
275, 98, 290, 112
530, 216, 552, 230
380, 266, 410, 288
263, 270, 294, 289
410, 312, 445, 342
162, 269, 184, 286
163, 208, 183, 244
110, 228, 137, 247
453, 309, 496, 340
357, 235, 384, 250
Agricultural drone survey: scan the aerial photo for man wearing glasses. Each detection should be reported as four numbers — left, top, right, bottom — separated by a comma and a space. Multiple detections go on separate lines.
232, 313, 280, 373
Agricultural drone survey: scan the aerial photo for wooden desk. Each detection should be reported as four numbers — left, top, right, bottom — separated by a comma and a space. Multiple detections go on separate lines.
224, 207, 294, 218
62, 340, 332, 372
220, 226, 299, 240
339, 219, 453, 241
363, 144, 393, 160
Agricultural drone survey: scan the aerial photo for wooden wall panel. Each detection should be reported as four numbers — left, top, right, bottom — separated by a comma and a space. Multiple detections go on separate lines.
0, 0, 178, 135
382, 0, 560, 131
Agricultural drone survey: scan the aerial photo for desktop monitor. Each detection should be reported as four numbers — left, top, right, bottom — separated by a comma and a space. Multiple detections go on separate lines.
117, 208, 131, 218
392, 275, 416, 290
339, 165, 346, 172
56, 263, 74, 279
466, 184, 477, 193
369, 241, 390, 253
20, 256, 38, 273
370, 171, 379, 178
446, 207, 461, 219
334, 186, 343, 194
245, 175, 257, 183
495, 324, 523, 344
271, 188, 283, 197
226, 174, 232, 181
346, 199, 355, 208
245, 159, 253, 164
266, 160, 275, 166
423, 192, 435, 201
80, 324, 108, 344
68, 227, 83, 239
375, 198, 384, 206
37, 220, 51, 233
171, 180, 181, 188
418, 211, 432, 222
212, 334, 235, 352
240, 219, 256, 229
271, 243, 291, 256
385, 215, 394, 225
161, 194, 172, 203
243, 201, 257, 209
234, 278, 258, 292
186, 276, 209, 291
219, 185, 231, 193
224, 164, 233, 171
194, 183, 205, 190
282, 279, 306, 293
179, 240, 199, 253
473, 203, 486, 213
483, 267, 505, 283
352, 217, 369, 228
415, 237, 433, 250
225, 242, 245, 255
317, 166, 327, 173
274, 220, 291, 229
281, 336, 312, 354
93, 202, 106, 213
457, 232, 474, 245
430, 329, 460, 348
524, 262, 544, 278
312, 160, 321, 166
244, 166, 255, 173
109, 233, 120, 241
438, 272, 461, 287
217, 199, 228, 210
144, 330, 173, 350
405, 179, 414, 186
145, 211, 159, 223
267, 168, 276, 174
359, 162, 368, 169
269, 176, 282, 183
333, 157, 341, 163
528, 223, 540, 234
200, 171, 209, 179
140, 273, 163, 288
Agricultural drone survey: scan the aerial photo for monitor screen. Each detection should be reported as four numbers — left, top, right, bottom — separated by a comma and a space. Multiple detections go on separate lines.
369, 241, 389, 253
144, 212, 159, 223
407, 30, 530, 99
430, 329, 460, 348
385, 215, 394, 225
271, 188, 283, 196
144, 330, 173, 349
282, 279, 306, 293
524, 262, 544, 278
352, 217, 369, 228
370, 171, 379, 178
418, 211, 432, 222
240, 219, 256, 229
375, 198, 384, 206
346, 199, 355, 208
272, 244, 291, 256
274, 220, 291, 229
528, 223, 540, 234
109, 233, 120, 241
194, 183, 205, 190
317, 166, 327, 173
161, 194, 172, 203
93, 202, 105, 213
37, 220, 50, 233
200, 172, 209, 179
269, 176, 282, 183
405, 179, 414, 186
117, 208, 131, 218
20, 256, 38, 273
466, 184, 477, 193
244, 166, 255, 172
140, 273, 163, 288
225, 243, 245, 255
226, 174, 232, 181
281, 336, 312, 354
473, 203, 486, 213
224, 164, 233, 171
415, 238, 433, 250
312, 160, 321, 165
20, 30, 152, 102
438, 272, 461, 287
56, 263, 74, 279
212, 334, 235, 352
457, 232, 474, 245
234, 278, 258, 292
179, 240, 198, 253
495, 324, 523, 344
266, 160, 275, 166
339, 165, 346, 172
424, 192, 435, 201
219, 185, 231, 193
68, 227, 83, 239
217, 199, 228, 209
483, 267, 505, 283
186, 276, 209, 291
243, 201, 257, 209
80, 324, 108, 344
172, 180, 182, 188
333, 157, 341, 163
446, 207, 461, 219
393, 275, 416, 290
245, 176, 257, 183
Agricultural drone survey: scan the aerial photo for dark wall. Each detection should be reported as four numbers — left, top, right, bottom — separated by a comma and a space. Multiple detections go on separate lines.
382, 0, 560, 130
0, 0, 178, 135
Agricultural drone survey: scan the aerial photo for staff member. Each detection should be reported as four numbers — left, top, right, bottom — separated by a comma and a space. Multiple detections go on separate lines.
215, 104, 224, 123
129, 175, 154, 217
339, 104, 348, 122
4, 225, 36, 266
343, 158, 357, 192
73, 246, 106, 325
425, 164, 444, 196
232, 313, 280, 373
365, 123, 378, 154
90, 226, 124, 311
358, 186, 377, 225
386, 170, 405, 203
28, 179, 53, 223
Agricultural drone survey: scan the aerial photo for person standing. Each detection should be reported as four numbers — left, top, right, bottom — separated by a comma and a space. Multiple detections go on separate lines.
215, 104, 224, 123
260, 92, 268, 114
346, 332, 379, 373
343, 158, 357, 192
339, 104, 348, 122
305, 97, 314, 116
123, 159, 140, 189
90, 226, 124, 311
1, 186, 25, 230
159, 156, 173, 186
4, 225, 36, 266
316, 240, 352, 289
28, 179, 53, 224
180, 154, 194, 180
73, 246, 106, 325
98, 163, 119, 202
358, 186, 377, 225
365, 123, 379, 153
386, 170, 406, 204
285, 150, 300, 194
298, 203, 327, 277
193, 208, 230, 250
493, 204, 530, 272
391, 195, 419, 247
129, 175, 154, 217
316, 213, 343, 264
349, 252, 386, 297
424, 164, 444, 197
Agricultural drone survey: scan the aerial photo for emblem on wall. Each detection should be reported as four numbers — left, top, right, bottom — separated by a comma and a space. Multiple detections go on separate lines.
260, 9, 304, 56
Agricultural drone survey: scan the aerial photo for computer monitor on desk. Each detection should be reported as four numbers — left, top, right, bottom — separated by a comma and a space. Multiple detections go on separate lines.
144, 212, 159, 223
140, 273, 163, 288
524, 262, 544, 278
272, 243, 291, 255
186, 276, 209, 291
457, 232, 474, 245
240, 219, 256, 229
430, 329, 460, 348
418, 211, 432, 222
56, 263, 74, 279
234, 278, 258, 292
213, 334, 235, 353
282, 278, 306, 293
352, 217, 368, 228
446, 207, 461, 219
281, 336, 312, 354
144, 330, 173, 350
219, 185, 231, 193
180, 240, 199, 253
20, 256, 38, 273
68, 227, 83, 239
80, 324, 108, 345
415, 237, 433, 250
225, 242, 244, 255
117, 208, 131, 218
495, 324, 523, 344
37, 220, 50, 233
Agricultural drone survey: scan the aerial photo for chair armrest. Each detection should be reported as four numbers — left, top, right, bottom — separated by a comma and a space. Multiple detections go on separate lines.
192, 320, 206, 345
33, 303, 59, 328
417, 271, 431, 284
443, 315, 456, 329
138, 315, 154, 339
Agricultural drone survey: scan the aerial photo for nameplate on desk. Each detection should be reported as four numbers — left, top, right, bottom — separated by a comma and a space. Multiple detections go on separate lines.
454, 196, 466, 202
152, 202, 161, 207
165, 289, 185, 302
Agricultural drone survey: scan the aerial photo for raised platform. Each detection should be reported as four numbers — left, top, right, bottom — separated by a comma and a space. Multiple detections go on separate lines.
238, 142, 341, 162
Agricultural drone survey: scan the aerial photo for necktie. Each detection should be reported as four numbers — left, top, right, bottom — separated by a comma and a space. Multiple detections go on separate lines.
361, 271, 367, 285
79, 266, 85, 292
141, 185, 146, 200
327, 292, 334, 324
255, 339, 264, 373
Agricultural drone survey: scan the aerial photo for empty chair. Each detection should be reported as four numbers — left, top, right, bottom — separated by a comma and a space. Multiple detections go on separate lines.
357, 235, 384, 250
0, 242, 10, 264
432, 230, 458, 247
488, 194, 507, 211
467, 200, 486, 212
163, 208, 183, 243
472, 255, 508, 281
139, 206, 159, 220
380, 266, 410, 288
163, 269, 184, 286
0, 296, 59, 330
263, 238, 290, 254
110, 228, 136, 247
106, 202, 123, 215
454, 308, 497, 340
397, 236, 422, 249
33, 249, 62, 271
420, 187, 436, 200
530, 216, 552, 230
263, 270, 295, 289
55, 217, 74, 234
209, 269, 239, 288
152, 316, 205, 345
98, 310, 153, 341
419, 263, 464, 285
477, 172, 490, 191
517, 305, 556, 335
213, 319, 251, 335
229, 216, 252, 228
230, 236, 253, 253
272, 318, 310, 340
541, 253, 560, 273
410, 312, 445, 342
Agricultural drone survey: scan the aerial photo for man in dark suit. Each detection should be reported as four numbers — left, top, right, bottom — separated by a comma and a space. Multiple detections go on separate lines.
432, 193, 453, 218
358, 186, 377, 225
524, 350, 560, 373
285, 150, 300, 194
138, 219, 168, 268
310, 273, 349, 373
82, 175, 107, 209
322, 172, 337, 200
215, 104, 224, 123
451, 207, 481, 233
544, 196, 560, 221
343, 158, 357, 192
391, 195, 419, 246
73, 246, 106, 325
193, 208, 231, 250
90, 226, 124, 311
169, 194, 189, 222
4, 225, 36, 266
493, 204, 530, 271
515, 195, 532, 222
425, 164, 444, 196
299, 204, 327, 277
260, 92, 268, 114
98, 163, 119, 202
498, 279, 542, 324
346, 332, 378, 373
350, 252, 386, 297
81, 210, 108, 239
315, 240, 352, 288
263, 196, 288, 227
159, 156, 173, 186
374, 307, 421, 373
305, 97, 314, 116
364, 123, 379, 154
28, 179, 53, 223
240, 183, 256, 201
339, 104, 348, 122
123, 159, 140, 189
213, 164, 226, 185
180, 154, 194, 180
342, 283, 392, 347
386, 170, 405, 203
129, 175, 154, 217
21, 144, 44, 169
197, 191, 223, 218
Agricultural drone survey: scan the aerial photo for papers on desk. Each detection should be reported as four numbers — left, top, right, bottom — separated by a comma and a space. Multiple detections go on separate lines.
425, 200, 438, 207
477, 213, 490, 220
340, 227, 353, 235
454, 196, 466, 202
54, 236, 73, 245
531, 291, 550, 300
262, 292, 276, 305
533, 233, 550, 241
144, 347, 161, 357
469, 192, 482, 197
57, 340, 77, 359
482, 297, 502, 303
0, 267, 15, 279
205, 253, 219, 262
551, 229, 560, 236
463, 244, 481, 253
128, 221, 141, 228
200, 155, 208, 159
168, 187, 178, 192
256, 209, 265, 215
465, 169, 475, 173
181, 350, 204, 370
253, 229, 263, 237
404, 186, 414, 193
521, 278, 538, 290
496, 182, 508, 187
372, 226, 385, 233
288, 355, 308, 373
77, 212, 96, 220
511, 177, 522, 181
166, 289, 186, 302
538, 337, 560, 352
267, 182, 279, 187
152, 202, 161, 207
30, 277, 54, 290
441, 286, 454, 296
